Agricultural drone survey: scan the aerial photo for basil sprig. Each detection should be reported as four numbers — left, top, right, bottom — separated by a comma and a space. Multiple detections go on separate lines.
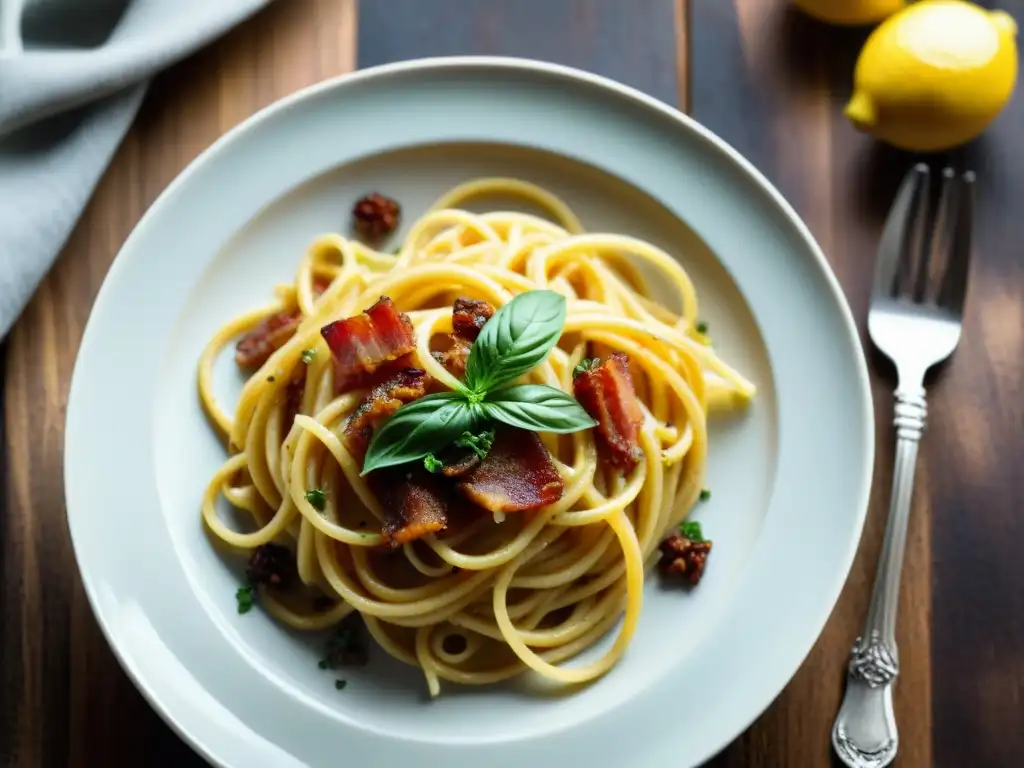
361, 291, 597, 475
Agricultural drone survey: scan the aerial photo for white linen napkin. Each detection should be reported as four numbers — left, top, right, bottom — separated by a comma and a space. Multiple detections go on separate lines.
0, 0, 273, 339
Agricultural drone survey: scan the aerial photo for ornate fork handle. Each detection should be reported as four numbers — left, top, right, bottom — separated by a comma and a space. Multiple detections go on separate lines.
832, 387, 926, 768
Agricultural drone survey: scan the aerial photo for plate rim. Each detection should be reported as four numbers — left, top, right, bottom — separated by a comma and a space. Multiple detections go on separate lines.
64, 55, 874, 767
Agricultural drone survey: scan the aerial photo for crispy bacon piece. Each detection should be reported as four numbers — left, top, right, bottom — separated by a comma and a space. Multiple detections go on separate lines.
339, 352, 423, 394
342, 368, 430, 460
432, 341, 471, 379
432, 297, 495, 378
235, 310, 301, 369
320, 297, 417, 391
246, 543, 297, 589
352, 192, 401, 240
573, 352, 644, 471
434, 447, 480, 477
451, 298, 494, 341
374, 466, 449, 546
457, 428, 563, 513
658, 534, 712, 585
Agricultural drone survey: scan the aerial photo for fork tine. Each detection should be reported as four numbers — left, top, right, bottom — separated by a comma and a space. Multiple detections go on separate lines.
937, 170, 975, 314
875, 163, 929, 300
921, 168, 958, 302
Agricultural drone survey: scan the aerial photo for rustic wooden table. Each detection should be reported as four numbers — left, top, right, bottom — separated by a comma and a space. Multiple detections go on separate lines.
2, 1, 1022, 766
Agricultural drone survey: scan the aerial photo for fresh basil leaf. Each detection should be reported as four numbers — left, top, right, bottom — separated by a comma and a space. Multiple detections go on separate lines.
465, 291, 566, 392
482, 384, 597, 433
361, 393, 477, 475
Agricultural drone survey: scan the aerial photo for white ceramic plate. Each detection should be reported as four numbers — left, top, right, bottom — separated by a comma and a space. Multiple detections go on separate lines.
65, 57, 874, 768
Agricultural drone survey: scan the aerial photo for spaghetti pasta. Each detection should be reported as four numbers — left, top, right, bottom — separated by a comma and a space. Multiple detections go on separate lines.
198, 178, 754, 696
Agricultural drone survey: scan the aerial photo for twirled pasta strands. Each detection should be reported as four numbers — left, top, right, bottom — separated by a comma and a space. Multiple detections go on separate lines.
198, 178, 753, 695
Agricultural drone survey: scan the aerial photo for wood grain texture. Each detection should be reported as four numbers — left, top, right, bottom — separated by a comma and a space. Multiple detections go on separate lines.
357, 0, 679, 106
0, 2, 356, 765
926, 6, 1024, 766
691, 1, 1024, 766
4, 0, 1023, 765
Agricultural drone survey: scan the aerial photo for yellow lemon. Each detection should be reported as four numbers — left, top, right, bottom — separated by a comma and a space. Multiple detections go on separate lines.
845, 0, 1018, 152
792, 0, 905, 26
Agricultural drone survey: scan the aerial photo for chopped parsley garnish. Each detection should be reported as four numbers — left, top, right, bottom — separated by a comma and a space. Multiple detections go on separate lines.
695, 321, 708, 335
335, 679, 348, 690
236, 585, 255, 614
679, 521, 704, 542
423, 454, 444, 473
573, 357, 601, 379
699, 488, 711, 502
454, 428, 495, 460
301, 348, 317, 364
305, 488, 327, 511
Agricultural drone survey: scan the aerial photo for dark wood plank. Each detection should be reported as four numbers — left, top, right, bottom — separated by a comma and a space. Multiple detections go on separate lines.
0, 2, 356, 766
924, 5, 1024, 765
358, 0, 680, 107
692, 1, 1024, 767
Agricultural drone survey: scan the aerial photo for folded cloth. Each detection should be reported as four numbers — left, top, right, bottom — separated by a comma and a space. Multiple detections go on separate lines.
0, 0, 273, 339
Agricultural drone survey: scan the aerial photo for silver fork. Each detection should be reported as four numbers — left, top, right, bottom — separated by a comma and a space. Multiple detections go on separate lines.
832, 164, 974, 768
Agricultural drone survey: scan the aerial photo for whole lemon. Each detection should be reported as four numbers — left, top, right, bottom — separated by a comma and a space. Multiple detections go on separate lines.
792, 0, 905, 26
845, 0, 1017, 152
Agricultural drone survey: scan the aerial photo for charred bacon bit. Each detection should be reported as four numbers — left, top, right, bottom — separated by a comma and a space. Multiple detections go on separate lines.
425, 445, 481, 478
374, 466, 449, 546
246, 543, 297, 589
429, 298, 496, 379
457, 428, 563, 513
658, 534, 712, 585
235, 310, 301, 369
320, 297, 417, 391
342, 368, 430, 460
352, 192, 401, 240
432, 340, 471, 379
438, 448, 481, 477
282, 369, 307, 431
452, 298, 495, 341
573, 352, 644, 471
339, 352, 422, 394
320, 614, 370, 669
